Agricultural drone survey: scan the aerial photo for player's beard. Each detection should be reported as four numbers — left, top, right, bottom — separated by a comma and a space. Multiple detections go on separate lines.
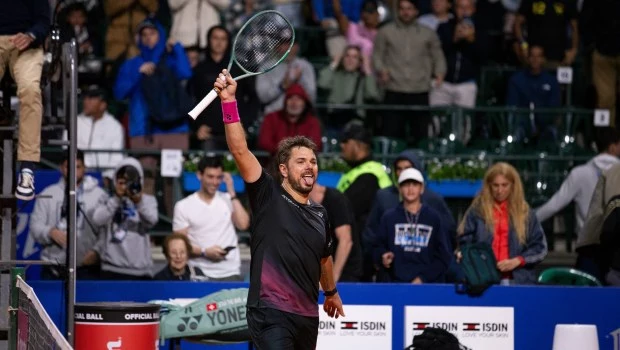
287, 170, 314, 194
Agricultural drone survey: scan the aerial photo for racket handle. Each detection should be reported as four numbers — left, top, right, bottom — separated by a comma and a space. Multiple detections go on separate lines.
188, 89, 219, 120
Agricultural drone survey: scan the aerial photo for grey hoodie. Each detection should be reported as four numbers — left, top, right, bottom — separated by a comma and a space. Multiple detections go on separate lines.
30, 175, 107, 267
536, 153, 620, 236
92, 157, 158, 277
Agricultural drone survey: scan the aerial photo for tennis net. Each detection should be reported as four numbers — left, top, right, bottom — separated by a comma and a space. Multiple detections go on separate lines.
14, 275, 72, 350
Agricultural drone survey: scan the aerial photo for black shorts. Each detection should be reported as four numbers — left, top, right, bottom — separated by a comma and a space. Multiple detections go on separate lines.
247, 307, 319, 350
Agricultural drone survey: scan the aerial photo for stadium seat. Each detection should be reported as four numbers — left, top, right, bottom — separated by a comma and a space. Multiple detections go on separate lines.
537, 267, 603, 287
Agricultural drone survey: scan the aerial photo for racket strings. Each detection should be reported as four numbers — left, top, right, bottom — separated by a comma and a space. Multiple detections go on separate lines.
234, 12, 294, 74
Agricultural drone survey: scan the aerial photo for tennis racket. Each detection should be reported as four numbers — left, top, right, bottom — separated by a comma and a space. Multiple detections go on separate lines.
188, 10, 295, 119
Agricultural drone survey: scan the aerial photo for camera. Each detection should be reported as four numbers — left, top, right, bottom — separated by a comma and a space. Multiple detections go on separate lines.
118, 165, 142, 196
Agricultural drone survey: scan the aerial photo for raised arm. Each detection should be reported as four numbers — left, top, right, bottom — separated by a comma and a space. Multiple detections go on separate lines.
216, 70, 262, 183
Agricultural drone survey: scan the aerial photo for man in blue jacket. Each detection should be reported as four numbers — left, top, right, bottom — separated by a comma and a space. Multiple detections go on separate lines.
114, 17, 192, 213
506, 45, 561, 142
374, 168, 452, 283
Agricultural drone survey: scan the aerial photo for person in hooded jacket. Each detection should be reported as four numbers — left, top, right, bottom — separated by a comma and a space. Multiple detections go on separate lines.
84, 157, 159, 280
30, 150, 106, 280
374, 168, 452, 283
536, 127, 620, 278
536, 127, 620, 239
188, 25, 259, 150
258, 84, 323, 155
114, 17, 192, 166
365, 150, 456, 249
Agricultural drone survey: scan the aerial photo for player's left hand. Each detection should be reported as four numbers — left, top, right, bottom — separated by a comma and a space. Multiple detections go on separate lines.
323, 293, 345, 319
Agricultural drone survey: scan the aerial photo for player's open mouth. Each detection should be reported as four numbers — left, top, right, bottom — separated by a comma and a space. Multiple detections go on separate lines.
302, 174, 314, 186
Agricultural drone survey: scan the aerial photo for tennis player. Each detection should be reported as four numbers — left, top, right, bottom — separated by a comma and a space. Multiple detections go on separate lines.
214, 69, 345, 349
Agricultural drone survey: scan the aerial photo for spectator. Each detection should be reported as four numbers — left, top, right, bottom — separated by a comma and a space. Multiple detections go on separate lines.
224, 0, 271, 34
86, 157, 159, 280
514, 0, 579, 67
458, 162, 548, 285
309, 183, 360, 282
506, 45, 561, 141
418, 0, 453, 31
0, 0, 50, 200
154, 233, 207, 280
272, 0, 305, 27
374, 168, 452, 283
433, 0, 488, 143
372, 0, 446, 142
30, 151, 106, 280
189, 25, 259, 150
173, 156, 250, 281
258, 84, 323, 155
114, 17, 192, 214
185, 45, 200, 69
579, 163, 620, 282
104, 0, 158, 61
318, 45, 381, 128
581, 0, 620, 127
337, 120, 393, 280
536, 127, 620, 240
256, 42, 316, 115
582, 164, 620, 285
332, 0, 381, 72
364, 150, 456, 260
62, 86, 124, 183
59, 2, 100, 57
168, 0, 230, 49
314, 0, 366, 59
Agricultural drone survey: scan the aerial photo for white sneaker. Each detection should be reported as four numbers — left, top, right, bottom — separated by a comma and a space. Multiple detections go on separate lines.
15, 168, 35, 201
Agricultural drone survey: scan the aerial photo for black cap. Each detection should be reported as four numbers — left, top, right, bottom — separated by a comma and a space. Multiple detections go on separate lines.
136, 18, 157, 34
82, 86, 107, 100
341, 121, 372, 145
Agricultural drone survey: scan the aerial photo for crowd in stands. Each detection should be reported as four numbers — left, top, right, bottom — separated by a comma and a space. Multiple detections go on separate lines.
2, 0, 620, 286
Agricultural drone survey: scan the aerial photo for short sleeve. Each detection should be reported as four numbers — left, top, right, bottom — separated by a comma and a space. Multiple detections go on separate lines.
245, 169, 275, 215
172, 200, 189, 231
322, 208, 334, 258
566, 0, 578, 19
328, 191, 355, 230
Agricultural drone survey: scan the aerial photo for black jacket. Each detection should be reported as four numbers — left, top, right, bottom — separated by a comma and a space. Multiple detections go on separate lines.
0, 0, 50, 47
436, 16, 488, 84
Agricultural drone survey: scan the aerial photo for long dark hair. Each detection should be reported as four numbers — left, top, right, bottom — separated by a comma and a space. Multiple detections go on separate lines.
205, 25, 231, 62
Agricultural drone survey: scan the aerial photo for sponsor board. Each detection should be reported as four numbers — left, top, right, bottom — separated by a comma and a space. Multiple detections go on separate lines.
405, 306, 514, 350
316, 305, 391, 350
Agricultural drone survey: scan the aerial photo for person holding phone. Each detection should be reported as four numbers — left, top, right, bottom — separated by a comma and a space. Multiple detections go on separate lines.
172, 156, 250, 281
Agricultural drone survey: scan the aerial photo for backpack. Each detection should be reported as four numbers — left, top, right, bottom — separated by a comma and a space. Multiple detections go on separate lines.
601, 195, 620, 271
458, 242, 501, 296
140, 55, 193, 132
405, 327, 469, 350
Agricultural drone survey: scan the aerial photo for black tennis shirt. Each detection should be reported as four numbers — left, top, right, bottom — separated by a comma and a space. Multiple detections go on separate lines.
246, 170, 332, 317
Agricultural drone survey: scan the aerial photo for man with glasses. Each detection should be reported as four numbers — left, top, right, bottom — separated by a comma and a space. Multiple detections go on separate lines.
172, 155, 250, 281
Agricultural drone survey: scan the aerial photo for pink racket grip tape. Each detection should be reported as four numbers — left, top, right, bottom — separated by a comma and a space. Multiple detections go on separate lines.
222, 100, 240, 124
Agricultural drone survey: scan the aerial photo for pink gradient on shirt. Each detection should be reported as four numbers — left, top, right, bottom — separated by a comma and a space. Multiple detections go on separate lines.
259, 259, 318, 317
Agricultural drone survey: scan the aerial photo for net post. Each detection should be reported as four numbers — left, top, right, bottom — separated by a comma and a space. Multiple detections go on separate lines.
9, 267, 24, 350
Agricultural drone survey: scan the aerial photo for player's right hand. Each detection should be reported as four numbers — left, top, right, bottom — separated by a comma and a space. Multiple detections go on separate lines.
215, 69, 237, 103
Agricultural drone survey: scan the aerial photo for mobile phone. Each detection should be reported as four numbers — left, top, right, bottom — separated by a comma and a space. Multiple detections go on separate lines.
224, 246, 236, 254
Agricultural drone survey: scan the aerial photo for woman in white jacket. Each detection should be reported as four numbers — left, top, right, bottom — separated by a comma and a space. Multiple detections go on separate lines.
168, 0, 231, 49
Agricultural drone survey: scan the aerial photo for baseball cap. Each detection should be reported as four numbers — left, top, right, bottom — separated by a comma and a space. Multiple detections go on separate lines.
341, 121, 372, 145
136, 18, 157, 34
398, 168, 424, 185
82, 86, 107, 100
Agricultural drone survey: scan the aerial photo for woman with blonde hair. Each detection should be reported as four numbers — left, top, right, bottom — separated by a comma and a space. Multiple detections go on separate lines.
458, 162, 547, 284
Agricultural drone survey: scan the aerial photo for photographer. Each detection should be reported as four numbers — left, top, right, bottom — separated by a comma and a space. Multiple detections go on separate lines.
30, 150, 106, 280
85, 157, 158, 280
